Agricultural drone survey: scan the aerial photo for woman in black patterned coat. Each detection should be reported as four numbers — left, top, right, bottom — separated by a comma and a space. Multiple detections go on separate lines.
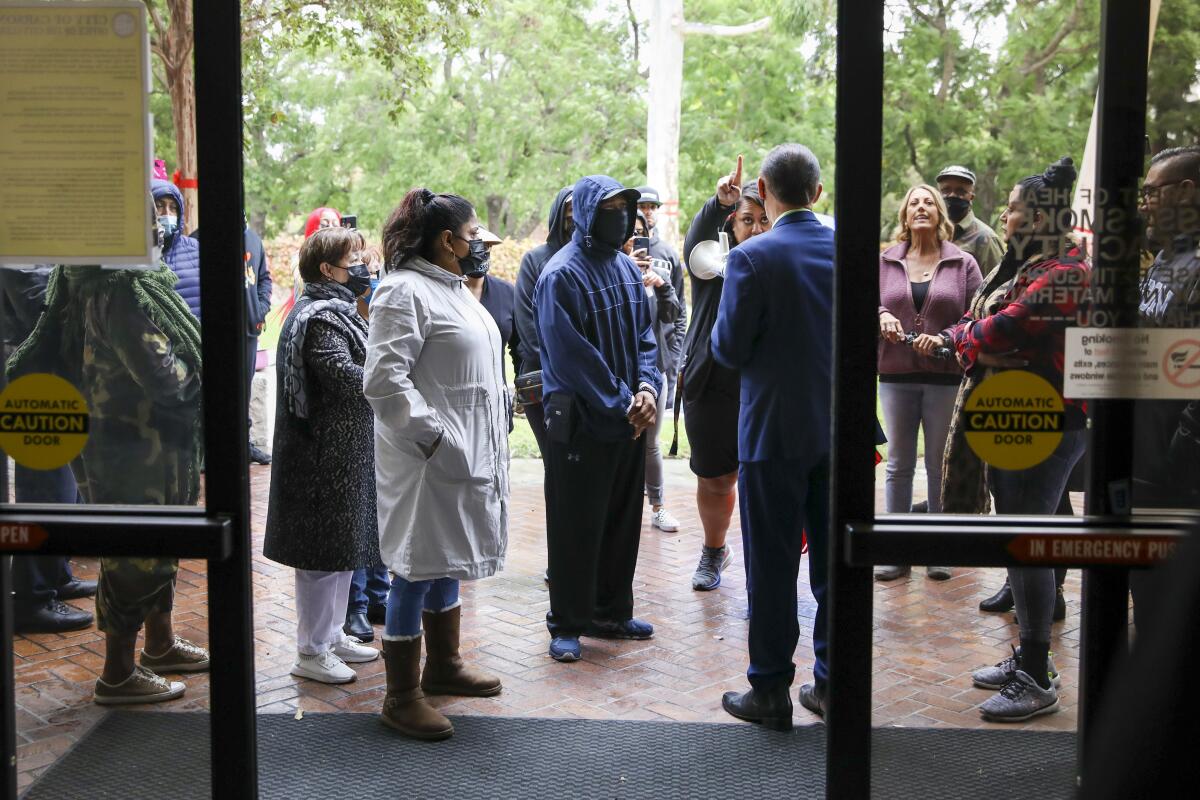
264, 227, 383, 684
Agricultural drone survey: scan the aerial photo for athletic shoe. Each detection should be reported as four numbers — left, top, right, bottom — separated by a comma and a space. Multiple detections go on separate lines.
95, 666, 185, 706
691, 545, 733, 591
926, 566, 952, 580
978, 670, 1059, 722
549, 636, 581, 662
650, 508, 680, 532
972, 645, 1060, 690
292, 650, 356, 684
333, 633, 380, 664
586, 618, 654, 640
140, 636, 211, 673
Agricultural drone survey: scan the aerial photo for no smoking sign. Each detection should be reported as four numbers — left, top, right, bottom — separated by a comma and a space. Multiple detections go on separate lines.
1162, 339, 1200, 389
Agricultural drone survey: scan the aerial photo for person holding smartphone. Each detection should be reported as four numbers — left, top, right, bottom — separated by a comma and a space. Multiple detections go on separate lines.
625, 212, 683, 535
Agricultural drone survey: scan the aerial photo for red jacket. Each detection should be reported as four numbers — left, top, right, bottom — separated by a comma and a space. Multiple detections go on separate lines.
945, 250, 1090, 419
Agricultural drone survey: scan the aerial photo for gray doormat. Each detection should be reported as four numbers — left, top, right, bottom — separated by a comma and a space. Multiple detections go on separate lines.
22, 712, 1076, 799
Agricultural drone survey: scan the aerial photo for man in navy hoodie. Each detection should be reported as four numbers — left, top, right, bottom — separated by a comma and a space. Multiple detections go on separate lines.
713, 144, 836, 727
535, 175, 661, 662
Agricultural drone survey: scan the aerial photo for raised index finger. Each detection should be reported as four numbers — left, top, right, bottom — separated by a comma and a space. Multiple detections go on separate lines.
732, 154, 743, 187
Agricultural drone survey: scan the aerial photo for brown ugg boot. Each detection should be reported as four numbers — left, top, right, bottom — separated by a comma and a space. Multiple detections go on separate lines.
420, 606, 502, 697
380, 637, 453, 740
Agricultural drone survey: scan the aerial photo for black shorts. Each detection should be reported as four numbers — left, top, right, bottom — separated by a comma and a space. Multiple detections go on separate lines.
684, 387, 739, 479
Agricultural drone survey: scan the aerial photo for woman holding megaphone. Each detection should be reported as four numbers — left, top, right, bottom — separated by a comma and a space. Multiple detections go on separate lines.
679, 155, 772, 593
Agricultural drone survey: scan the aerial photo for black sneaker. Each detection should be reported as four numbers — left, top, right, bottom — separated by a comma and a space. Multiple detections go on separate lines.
249, 443, 272, 465
692, 545, 733, 591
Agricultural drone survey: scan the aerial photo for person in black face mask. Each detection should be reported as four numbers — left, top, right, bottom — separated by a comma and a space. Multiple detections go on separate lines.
534, 175, 661, 664
465, 226, 521, 405
936, 165, 1004, 277
264, 225, 383, 686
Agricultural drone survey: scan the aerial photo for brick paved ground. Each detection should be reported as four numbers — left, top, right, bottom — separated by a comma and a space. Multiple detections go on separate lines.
13, 457, 1084, 791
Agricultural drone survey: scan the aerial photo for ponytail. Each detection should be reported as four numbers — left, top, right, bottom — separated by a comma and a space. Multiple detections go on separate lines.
382, 188, 474, 269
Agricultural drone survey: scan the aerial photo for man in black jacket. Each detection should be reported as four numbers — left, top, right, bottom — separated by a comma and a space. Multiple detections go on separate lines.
515, 187, 573, 457
1132, 144, 1200, 630
0, 266, 96, 633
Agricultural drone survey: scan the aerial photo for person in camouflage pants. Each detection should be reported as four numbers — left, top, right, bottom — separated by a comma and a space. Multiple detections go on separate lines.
9, 262, 209, 704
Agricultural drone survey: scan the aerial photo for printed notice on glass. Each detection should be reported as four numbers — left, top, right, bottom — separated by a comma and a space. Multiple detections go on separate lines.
1064, 328, 1200, 400
0, 2, 155, 267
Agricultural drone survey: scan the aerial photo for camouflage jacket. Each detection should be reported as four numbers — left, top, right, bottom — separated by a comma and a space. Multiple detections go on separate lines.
8, 266, 203, 505
952, 210, 1005, 277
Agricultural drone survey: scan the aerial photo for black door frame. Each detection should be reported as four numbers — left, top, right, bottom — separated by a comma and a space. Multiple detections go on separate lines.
826, 1, 1169, 798
1, 2, 1169, 798
0, 2, 257, 799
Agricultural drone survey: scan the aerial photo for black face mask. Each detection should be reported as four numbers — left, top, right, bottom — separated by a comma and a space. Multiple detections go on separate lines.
944, 196, 971, 224
343, 263, 372, 297
456, 237, 490, 277
591, 207, 629, 249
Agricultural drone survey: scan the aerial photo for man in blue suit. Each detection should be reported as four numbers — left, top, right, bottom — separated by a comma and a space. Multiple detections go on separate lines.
713, 144, 835, 729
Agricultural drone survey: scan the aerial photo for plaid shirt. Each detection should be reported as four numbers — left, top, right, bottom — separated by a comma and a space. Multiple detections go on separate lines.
946, 250, 1089, 416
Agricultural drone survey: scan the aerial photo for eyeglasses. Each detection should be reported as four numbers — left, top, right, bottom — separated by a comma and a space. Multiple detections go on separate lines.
1140, 180, 1182, 201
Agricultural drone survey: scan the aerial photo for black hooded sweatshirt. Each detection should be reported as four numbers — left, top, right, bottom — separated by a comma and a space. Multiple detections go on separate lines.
515, 186, 572, 374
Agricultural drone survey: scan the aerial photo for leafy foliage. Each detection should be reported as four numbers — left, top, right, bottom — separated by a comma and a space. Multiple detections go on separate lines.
148, 0, 1199, 243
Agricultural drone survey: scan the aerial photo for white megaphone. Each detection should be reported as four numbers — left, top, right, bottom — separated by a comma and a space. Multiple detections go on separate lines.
688, 232, 731, 280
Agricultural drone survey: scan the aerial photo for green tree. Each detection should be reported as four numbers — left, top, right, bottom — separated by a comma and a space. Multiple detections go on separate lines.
243, 0, 645, 238
1146, 0, 1200, 153
881, 0, 1102, 238
146, 0, 482, 231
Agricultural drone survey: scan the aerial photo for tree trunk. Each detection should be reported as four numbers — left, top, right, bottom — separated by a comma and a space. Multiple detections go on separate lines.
646, 3, 771, 248
646, 0, 685, 248
148, 0, 197, 232
167, 50, 197, 233
486, 195, 511, 236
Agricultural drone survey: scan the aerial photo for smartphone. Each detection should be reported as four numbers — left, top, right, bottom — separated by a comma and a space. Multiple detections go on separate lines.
632, 236, 650, 253
340, 214, 358, 229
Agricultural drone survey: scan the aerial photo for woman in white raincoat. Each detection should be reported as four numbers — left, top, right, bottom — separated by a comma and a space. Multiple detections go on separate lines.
364, 188, 510, 741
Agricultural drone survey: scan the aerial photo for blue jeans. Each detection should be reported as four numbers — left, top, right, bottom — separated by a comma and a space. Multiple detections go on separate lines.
989, 428, 1087, 642
740, 454, 830, 692
347, 566, 390, 614
12, 464, 81, 614
878, 382, 958, 513
384, 576, 460, 639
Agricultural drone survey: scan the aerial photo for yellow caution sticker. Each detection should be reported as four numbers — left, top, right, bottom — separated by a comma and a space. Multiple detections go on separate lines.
0, 374, 90, 470
964, 370, 1064, 471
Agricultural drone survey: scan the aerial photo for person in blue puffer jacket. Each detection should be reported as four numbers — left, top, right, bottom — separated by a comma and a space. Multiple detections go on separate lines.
152, 179, 201, 319
534, 174, 661, 664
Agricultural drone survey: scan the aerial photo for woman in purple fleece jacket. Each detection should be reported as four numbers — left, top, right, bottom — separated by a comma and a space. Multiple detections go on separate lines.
875, 184, 981, 582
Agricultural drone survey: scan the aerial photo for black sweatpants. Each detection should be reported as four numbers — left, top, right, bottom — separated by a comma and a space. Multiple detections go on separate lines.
544, 428, 645, 637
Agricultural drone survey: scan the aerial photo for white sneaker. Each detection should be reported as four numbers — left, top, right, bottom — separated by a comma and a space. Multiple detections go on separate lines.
291, 650, 356, 684
333, 633, 380, 664
651, 508, 680, 532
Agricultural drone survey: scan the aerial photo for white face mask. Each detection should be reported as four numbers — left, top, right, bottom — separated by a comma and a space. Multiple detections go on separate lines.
157, 214, 179, 236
